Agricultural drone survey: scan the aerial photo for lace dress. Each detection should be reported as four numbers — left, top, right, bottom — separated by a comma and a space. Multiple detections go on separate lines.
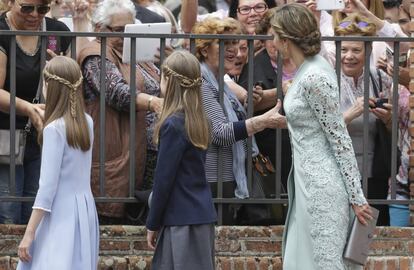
282, 55, 367, 270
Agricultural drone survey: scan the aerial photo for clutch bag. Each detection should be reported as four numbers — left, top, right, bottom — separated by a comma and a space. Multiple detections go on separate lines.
343, 207, 379, 265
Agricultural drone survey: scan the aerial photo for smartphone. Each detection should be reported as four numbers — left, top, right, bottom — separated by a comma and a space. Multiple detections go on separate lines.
386, 47, 393, 63
317, 0, 345, 10
399, 53, 408, 67
374, 98, 388, 109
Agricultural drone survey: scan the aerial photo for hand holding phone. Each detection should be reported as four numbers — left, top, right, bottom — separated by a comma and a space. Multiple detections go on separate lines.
386, 47, 393, 64
369, 98, 388, 109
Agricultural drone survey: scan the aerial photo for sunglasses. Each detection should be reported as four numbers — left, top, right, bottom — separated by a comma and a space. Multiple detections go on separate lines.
237, 3, 268, 15
106, 25, 126, 33
16, 1, 51, 15
338, 21, 369, 29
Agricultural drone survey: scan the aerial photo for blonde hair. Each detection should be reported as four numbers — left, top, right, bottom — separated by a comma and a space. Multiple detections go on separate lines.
332, 0, 384, 28
39, 56, 91, 151
270, 4, 321, 57
334, 14, 377, 36
192, 17, 242, 62
154, 50, 210, 150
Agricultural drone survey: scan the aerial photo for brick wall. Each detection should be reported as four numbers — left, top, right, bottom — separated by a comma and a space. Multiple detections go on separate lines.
0, 226, 413, 270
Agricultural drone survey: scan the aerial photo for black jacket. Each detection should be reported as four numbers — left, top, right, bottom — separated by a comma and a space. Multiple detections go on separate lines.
135, 4, 166, 23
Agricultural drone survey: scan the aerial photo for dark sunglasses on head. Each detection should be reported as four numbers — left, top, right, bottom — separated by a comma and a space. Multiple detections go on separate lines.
16, 1, 51, 15
338, 21, 369, 29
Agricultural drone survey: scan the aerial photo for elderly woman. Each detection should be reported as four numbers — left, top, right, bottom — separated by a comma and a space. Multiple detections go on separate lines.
0, 0, 70, 224
78, 0, 163, 223
322, 14, 409, 226
193, 17, 286, 225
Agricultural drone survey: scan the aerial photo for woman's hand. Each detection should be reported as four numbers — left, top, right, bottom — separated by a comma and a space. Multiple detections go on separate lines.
343, 97, 376, 123
261, 99, 286, 129
346, 0, 369, 14
304, 0, 321, 24
371, 102, 392, 129
147, 229, 158, 250
150, 97, 164, 115
154, 45, 175, 63
244, 85, 264, 107
383, 62, 410, 88
352, 204, 373, 226
26, 104, 45, 132
66, 0, 89, 20
18, 230, 35, 263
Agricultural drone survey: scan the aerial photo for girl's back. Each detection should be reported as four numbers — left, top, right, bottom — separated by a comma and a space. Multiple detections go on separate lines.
41, 114, 94, 193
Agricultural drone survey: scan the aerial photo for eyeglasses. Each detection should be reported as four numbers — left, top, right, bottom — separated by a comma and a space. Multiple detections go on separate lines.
16, 0, 51, 15
338, 21, 369, 29
237, 3, 268, 15
106, 25, 126, 33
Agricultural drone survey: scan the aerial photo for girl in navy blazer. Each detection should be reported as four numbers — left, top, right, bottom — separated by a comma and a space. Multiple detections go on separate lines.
146, 51, 217, 270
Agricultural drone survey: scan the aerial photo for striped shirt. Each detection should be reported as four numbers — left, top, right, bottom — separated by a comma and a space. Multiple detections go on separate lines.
201, 77, 248, 183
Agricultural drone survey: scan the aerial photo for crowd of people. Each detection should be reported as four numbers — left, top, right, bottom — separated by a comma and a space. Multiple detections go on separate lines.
0, 0, 411, 269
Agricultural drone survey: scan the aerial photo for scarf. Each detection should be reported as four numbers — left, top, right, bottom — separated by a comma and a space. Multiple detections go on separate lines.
201, 62, 259, 199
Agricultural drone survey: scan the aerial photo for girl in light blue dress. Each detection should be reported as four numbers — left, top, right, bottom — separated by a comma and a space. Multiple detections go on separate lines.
17, 56, 99, 270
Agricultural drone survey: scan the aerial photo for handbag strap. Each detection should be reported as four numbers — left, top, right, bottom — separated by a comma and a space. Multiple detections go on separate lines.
369, 69, 382, 98
25, 18, 47, 133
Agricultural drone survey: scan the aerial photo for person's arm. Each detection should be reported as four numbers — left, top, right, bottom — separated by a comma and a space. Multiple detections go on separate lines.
82, 56, 162, 112
226, 79, 248, 102
254, 88, 277, 111
18, 209, 45, 262
0, 51, 44, 131
18, 123, 65, 262
201, 80, 248, 146
180, 0, 198, 33
245, 99, 286, 135
302, 70, 367, 206
71, 1, 91, 57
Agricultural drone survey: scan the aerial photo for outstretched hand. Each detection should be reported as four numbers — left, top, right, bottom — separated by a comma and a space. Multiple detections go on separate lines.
262, 99, 286, 129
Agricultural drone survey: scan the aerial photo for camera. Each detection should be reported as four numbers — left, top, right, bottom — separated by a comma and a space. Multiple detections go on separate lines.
254, 81, 265, 88
370, 98, 388, 109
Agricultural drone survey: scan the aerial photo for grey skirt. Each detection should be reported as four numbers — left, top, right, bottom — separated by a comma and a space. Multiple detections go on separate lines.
151, 223, 215, 270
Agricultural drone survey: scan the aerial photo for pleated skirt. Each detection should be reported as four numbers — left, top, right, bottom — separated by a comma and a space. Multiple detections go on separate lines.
151, 223, 215, 270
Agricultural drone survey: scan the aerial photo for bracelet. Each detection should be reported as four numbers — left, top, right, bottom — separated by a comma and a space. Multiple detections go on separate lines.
147, 96, 154, 111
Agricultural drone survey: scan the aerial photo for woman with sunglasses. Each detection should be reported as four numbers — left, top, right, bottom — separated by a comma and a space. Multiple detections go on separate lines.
270, 4, 372, 269
0, 0, 70, 224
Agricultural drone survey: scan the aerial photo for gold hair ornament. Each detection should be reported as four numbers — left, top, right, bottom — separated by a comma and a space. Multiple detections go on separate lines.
163, 66, 202, 88
43, 69, 83, 118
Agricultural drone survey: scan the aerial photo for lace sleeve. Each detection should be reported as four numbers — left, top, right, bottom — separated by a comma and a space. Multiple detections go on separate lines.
302, 70, 367, 206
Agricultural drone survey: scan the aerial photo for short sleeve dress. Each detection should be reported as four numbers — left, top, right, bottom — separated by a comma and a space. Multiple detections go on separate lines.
17, 114, 99, 270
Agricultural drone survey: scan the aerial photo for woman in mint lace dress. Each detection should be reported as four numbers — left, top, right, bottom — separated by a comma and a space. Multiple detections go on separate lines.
270, 4, 373, 269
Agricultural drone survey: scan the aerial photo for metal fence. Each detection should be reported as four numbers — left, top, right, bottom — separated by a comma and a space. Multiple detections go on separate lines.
0, 30, 413, 224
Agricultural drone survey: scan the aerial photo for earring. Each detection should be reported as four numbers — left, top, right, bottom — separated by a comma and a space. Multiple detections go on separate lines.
282, 44, 288, 56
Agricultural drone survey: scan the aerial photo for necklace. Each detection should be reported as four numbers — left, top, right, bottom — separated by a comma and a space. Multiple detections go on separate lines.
5, 13, 42, 57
